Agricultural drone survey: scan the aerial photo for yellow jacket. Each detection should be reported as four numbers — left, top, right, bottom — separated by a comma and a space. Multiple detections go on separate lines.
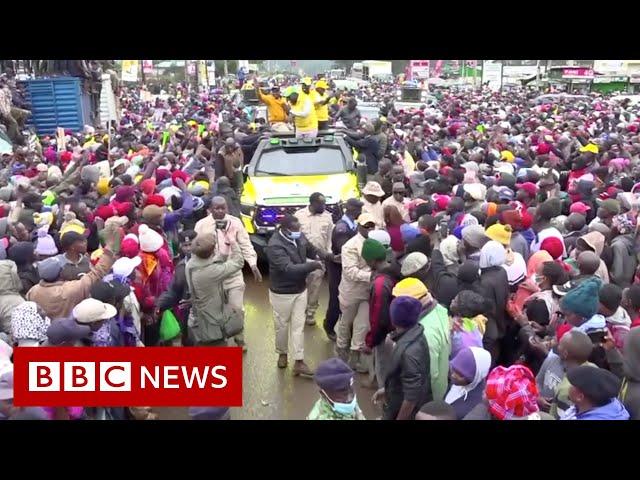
289, 95, 317, 132
310, 90, 329, 121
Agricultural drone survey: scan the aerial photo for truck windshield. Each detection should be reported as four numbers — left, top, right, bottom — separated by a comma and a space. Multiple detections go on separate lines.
255, 147, 346, 176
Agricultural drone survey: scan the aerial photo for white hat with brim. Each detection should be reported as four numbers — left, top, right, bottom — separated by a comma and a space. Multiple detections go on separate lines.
362, 181, 385, 197
112, 256, 142, 278
73, 298, 117, 324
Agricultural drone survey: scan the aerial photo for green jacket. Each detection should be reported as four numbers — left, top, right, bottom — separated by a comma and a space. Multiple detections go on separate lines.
419, 303, 451, 401
306, 398, 365, 420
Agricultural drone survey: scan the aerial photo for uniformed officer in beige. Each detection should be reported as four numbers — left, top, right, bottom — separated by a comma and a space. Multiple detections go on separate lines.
294, 192, 334, 326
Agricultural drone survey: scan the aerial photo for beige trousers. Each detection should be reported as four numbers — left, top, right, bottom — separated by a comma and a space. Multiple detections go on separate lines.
336, 299, 370, 351
270, 290, 307, 361
305, 265, 325, 318
226, 283, 245, 345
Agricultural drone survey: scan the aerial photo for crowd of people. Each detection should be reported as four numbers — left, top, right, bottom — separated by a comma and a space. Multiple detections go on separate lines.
0, 64, 639, 421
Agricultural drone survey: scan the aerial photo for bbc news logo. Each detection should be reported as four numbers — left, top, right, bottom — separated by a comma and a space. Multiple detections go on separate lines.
13, 347, 242, 407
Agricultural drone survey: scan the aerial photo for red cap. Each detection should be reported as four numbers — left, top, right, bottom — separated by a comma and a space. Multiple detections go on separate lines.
145, 194, 165, 207
515, 182, 538, 198
569, 202, 591, 215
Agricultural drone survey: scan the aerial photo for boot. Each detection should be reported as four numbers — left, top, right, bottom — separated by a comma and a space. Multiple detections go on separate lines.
334, 346, 349, 362
293, 360, 314, 377
277, 354, 288, 369
348, 350, 359, 370
305, 313, 316, 326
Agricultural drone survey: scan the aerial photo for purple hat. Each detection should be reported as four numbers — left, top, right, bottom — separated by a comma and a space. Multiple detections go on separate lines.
390, 296, 423, 328
46, 317, 91, 345
188, 407, 230, 420
453, 225, 465, 239
314, 357, 353, 392
115, 185, 136, 202
400, 223, 421, 243
450, 347, 477, 384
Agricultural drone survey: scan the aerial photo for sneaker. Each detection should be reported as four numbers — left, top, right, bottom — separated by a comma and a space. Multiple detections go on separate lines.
293, 360, 314, 377
277, 354, 288, 369
305, 314, 316, 326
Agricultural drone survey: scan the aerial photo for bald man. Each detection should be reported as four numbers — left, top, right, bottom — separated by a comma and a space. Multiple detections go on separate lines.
194, 196, 262, 351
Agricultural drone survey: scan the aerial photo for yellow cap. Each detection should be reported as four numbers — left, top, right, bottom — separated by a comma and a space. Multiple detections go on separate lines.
500, 150, 515, 162
579, 143, 599, 154
97, 177, 110, 196
392, 278, 428, 299
61, 221, 86, 238
301, 77, 313, 86
315, 80, 329, 90
485, 223, 512, 246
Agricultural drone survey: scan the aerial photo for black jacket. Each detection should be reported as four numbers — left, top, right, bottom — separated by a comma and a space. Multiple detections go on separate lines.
156, 259, 188, 312
429, 249, 459, 310
330, 218, 357, 256
266, 229, 319, 295
383, 323, 432, 420
479, 266, 510, 340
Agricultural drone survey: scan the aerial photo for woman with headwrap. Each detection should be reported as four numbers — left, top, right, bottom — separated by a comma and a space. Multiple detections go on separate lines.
10, 301, 50, 347
444, 346, 492, 419
463, 364, 551, 420
478, 240, 509, 364
7, 241, 39, 295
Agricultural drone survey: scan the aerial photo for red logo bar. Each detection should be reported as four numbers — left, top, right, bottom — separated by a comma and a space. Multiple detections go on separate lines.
13, 347, 243, 407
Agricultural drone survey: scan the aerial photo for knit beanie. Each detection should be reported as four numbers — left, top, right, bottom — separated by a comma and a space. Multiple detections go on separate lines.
485, 223, 512, 246
361, 238, 387, 262
561, 277, 603, 319
142, 205, 164, 226
35, 227, 58, 256
121, 234, 140, 258
450, 347, 477, 384
138, 225, 163, 253
390, 296, 423, 329
97, 177, 110, 196
540, 236, 564, 260
392, 278, 428, 300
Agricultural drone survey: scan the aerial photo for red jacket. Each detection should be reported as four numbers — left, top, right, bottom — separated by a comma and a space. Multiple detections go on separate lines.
366, 271, 397, 349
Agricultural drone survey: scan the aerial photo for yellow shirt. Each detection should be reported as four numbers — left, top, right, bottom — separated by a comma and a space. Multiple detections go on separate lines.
258, 90, 287, 123
290, 95, 318, 133
310, 90, 329, 121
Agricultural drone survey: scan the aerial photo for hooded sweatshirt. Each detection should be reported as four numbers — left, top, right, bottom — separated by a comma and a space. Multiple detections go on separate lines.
610, 234, 637, 288
561, 398, 630, 420
620, 328, 640, 420
575, 231, 609, 283
606, 307, 631, 352
0, 260, 26, 334
445, 347, 492, 419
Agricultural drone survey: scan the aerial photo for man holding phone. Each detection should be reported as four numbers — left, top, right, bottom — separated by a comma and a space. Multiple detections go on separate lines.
194, 196, 262, 352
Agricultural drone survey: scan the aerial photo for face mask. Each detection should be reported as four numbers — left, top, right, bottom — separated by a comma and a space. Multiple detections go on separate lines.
323, 390, 357, 416
288, 231, 302, 240
533, 274, 544, 286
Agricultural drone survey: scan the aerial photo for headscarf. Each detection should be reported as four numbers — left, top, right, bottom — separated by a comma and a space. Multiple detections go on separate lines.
10, 301, 50, 342
526, 251, 553, 278
479, 240, 506, 269
445, 347, 492, 404
485, 365, 539, 420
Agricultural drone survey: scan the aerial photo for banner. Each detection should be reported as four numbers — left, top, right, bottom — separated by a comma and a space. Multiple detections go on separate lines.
409, 60, 430, 80
482, 61, 503, 91
432, 60, 444, 78
142, 60, 154, 75
121, 60, 139, 82
198, 60, 208, 87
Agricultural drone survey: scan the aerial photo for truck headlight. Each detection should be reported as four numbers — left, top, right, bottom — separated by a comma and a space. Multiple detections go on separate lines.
240, 203, 255, 217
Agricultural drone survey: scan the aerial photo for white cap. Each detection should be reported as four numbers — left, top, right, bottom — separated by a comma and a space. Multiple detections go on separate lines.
72, 298, 117, 324
112, 256, 142, 278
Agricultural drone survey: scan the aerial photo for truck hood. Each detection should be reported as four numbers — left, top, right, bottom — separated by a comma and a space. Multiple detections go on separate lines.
243, 174, 358, 206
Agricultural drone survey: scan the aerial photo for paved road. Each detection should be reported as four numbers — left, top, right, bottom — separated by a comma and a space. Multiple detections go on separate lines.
157, 269, 379, 420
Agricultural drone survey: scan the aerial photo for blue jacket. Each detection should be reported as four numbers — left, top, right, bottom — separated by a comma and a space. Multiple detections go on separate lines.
568, 399, 630, 420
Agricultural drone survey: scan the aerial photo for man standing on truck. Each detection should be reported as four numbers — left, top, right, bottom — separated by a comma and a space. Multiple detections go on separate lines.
194, 196, 263, 352
311, 80, 332, 131
283, 88, 318, 139
336, 98, 361, 130
295, 192, 334, 326
255, 83, 287, 125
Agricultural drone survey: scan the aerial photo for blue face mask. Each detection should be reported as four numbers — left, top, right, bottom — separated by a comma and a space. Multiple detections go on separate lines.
323, 390, 357, 416
288, 231, 302, 240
